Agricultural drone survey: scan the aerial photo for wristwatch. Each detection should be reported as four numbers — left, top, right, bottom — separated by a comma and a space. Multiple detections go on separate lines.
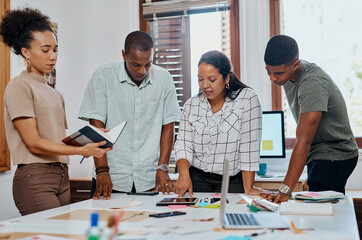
157, 164, 169, 172
278, 184, 292, 196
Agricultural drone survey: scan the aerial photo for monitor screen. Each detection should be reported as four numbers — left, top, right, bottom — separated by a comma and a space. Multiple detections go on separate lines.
260, 111, 286, 158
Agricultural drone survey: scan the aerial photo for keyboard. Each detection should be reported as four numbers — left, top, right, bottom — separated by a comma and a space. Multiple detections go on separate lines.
225, 213, 259, 226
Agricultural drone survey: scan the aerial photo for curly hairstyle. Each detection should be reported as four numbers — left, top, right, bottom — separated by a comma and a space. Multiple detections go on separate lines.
198, 50, 248, 100
0, 8, 52, 56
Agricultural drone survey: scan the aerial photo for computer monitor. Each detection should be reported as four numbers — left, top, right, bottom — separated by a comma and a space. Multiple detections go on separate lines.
260, 111, 286, 158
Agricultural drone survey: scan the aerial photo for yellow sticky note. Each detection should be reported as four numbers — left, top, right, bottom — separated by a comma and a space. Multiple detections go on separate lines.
262, 140, 273, 150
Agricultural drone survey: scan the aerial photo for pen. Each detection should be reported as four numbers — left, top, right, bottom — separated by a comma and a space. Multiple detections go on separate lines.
80, 157, 85, 164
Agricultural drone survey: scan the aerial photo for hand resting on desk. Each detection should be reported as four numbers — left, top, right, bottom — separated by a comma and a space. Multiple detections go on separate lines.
174, 173, 194, 197
153, 170, 175, 195
260, 190, 290, 203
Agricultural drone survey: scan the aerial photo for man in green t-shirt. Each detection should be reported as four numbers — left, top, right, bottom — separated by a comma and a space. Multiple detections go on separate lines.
260, 35, 358, 203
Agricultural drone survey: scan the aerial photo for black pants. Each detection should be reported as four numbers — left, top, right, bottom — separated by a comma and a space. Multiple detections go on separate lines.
189, 166, 244, 193
307, 156, 358, 194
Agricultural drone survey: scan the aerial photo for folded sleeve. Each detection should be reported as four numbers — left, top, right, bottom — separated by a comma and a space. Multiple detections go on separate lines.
298, 77, 328, 114
5, 80, 35, 121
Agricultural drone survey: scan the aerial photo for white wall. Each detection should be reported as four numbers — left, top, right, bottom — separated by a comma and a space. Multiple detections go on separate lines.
0, 0, 138, 221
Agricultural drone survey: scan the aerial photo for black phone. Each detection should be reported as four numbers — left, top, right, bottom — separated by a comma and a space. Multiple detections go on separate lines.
149, 211, 186, 218
156, 197, 198, 206
127, 191, 159, 196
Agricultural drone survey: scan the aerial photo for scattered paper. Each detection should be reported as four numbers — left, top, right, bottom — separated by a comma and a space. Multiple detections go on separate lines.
111, 200, 142, 209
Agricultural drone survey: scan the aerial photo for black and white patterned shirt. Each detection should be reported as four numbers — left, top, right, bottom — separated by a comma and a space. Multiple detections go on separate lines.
174, 88, 262, 176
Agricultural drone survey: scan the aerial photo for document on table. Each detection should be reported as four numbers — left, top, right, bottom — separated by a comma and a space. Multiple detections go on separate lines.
279, 202, 333, 216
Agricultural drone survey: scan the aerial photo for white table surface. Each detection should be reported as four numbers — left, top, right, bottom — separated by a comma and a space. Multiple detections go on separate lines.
0, 193, 359, 240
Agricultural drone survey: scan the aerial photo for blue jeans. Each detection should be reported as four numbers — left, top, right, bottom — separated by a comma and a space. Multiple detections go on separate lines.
307, 156, 358, 194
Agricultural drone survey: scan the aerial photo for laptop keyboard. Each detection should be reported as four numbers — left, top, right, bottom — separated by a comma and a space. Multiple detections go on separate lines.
226, 213, 259, 226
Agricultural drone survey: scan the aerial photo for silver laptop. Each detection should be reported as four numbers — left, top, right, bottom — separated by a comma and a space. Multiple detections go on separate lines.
220, 159, 289, 229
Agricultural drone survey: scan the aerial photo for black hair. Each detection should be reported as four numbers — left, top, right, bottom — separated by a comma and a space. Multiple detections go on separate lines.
264, 35, 299, 66
198, 50, 248, 100
124, 31, 154, 54
0, 8, 53, 56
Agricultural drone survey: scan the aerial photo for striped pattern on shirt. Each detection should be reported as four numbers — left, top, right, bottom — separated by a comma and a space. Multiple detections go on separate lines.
174, 88, 262, 176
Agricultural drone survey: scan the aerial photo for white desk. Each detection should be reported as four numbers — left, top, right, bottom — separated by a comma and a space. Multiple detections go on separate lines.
0, 193, 359, 240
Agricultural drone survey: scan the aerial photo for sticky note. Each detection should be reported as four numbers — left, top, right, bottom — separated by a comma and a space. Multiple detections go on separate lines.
262, 140, 273, 150
196, 202, 209, 208
168, 205, 188, 209
221, 235, 251, 240
212, 193, 221, 197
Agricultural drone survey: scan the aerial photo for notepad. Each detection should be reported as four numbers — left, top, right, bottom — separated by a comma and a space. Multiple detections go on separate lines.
293, 191, 345, 200
62, 121, 127, 148
279, 202, 333, 216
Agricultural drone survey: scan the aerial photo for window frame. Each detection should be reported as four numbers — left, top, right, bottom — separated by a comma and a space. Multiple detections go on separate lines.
139, 0, 240, 77
269, 0, 361, 149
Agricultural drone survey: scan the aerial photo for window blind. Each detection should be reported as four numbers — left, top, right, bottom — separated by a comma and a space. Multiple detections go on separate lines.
143, 0, 230, 20
150, 16, 191, 134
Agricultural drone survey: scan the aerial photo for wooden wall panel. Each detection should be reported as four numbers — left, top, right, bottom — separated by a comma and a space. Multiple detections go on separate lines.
0, 0, 11, 171
269, 0, 282, 111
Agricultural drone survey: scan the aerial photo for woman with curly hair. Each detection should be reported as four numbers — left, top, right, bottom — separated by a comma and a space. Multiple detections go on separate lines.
0, 8, 112, 215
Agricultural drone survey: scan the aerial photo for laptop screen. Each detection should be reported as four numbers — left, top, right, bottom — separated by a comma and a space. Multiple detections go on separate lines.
260, 111, 286, 158
219, 159, 230, 226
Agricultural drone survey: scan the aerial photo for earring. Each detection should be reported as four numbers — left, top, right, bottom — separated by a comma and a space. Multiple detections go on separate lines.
26, 58, 31, 72
226, 83, 230, 89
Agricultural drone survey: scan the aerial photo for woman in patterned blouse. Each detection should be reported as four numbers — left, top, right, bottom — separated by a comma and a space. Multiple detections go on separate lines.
174, 50, 263, 197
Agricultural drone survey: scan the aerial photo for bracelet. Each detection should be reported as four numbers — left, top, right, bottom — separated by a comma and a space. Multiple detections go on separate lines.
95, 166, 109, 174
97, 173, 109, 176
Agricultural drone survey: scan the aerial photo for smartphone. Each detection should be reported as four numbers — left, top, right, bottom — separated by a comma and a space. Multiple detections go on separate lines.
149, 211, 186, 218
127, 191, 159, 196
156, 197, 198, 206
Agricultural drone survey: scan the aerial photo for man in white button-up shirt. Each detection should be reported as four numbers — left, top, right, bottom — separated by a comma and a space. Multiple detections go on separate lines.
79, 31, 180, 199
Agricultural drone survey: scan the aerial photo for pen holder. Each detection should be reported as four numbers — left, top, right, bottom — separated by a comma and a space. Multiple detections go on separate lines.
256, 163, 267, 176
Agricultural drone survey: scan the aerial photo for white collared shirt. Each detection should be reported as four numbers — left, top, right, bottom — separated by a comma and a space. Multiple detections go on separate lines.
174, 88, 262, 176
79, 61, 180, 191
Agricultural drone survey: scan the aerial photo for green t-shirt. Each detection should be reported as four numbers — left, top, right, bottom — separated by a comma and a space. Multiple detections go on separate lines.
283, 60, 358, 164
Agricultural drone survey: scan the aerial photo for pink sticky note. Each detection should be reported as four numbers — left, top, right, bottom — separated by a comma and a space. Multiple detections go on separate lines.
211, 193, 222, 197
305, 192, 322, 197
168, 205, 188, 209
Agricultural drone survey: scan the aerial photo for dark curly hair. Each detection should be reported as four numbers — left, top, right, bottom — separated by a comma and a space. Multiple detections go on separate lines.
0, 8, 52, 56
198, 50, 248, 100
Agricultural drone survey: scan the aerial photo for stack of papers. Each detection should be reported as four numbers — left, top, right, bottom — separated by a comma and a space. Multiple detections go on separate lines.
253, 198, 279, 211
293, 191, 345, 201
242, 196, 279, 212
